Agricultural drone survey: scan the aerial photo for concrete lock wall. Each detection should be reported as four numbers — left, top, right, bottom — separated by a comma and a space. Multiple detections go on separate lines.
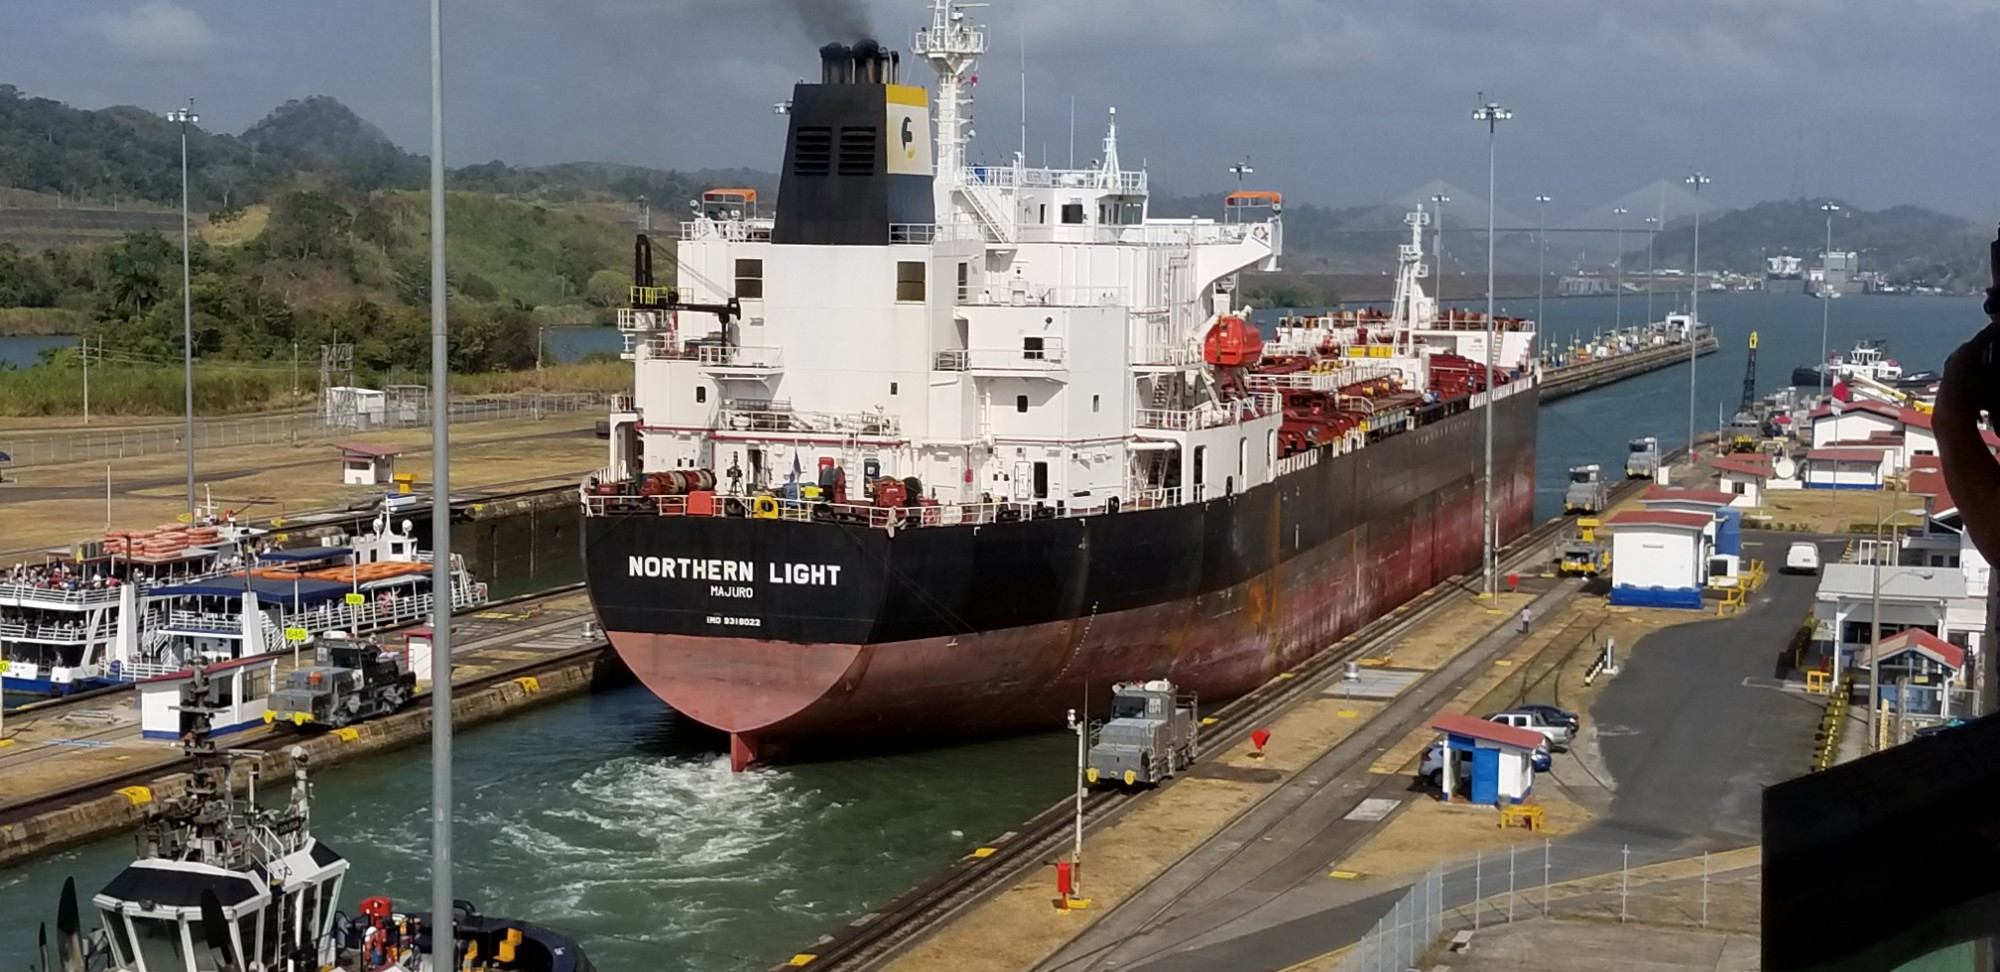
0, 646, 618, 867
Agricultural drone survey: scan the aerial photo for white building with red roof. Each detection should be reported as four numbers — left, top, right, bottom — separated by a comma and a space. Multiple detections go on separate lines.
1855, 629, 1968, 718
1803, 447, 1890, 489
1711, 454, 1775, 506
1429, 713, 1541, 804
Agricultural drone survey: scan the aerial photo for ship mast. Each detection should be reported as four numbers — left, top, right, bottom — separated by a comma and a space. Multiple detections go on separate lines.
1388, 207, 1433, 355
913, 0, 986, 198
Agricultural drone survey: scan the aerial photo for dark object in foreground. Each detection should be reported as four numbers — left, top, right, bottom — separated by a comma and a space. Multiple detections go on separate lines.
1764, 712, 2000, 971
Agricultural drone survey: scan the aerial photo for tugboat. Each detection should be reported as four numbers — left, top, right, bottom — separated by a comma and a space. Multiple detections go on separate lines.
1791, 338, 1903, 388
25, 665, 593, 972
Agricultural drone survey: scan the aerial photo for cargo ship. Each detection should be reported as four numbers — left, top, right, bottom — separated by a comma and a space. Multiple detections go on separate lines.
579, 0, 1540, 769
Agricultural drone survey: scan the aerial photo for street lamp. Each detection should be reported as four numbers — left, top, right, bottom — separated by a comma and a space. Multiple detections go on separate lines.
1064, 708, 1088, 903
1819, 202, 1842, 398
166, 100, 198, 521
1431, 193, 1450, 291
1865, 491, 1929, 752
1612, 207, 1628, 328
1644, 215, 1659, 327
1534, 194, 1551, 329
1473, 96, 1511, 599
425, 0, 456, 954
1685, 171, 1711, 458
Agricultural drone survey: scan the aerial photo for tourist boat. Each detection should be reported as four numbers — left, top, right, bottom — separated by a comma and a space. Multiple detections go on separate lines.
24, 666, 592, 972
578, 0, 1539, 769
1, 503, 486, 696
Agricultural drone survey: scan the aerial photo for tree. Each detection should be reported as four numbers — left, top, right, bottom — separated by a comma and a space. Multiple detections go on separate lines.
583, 269, 632, 307
264, 189, 352, 263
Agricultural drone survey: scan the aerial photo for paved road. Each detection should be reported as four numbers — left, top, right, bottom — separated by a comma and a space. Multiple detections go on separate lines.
1583, 532, 1833, 849
1041, 532, 1831, 971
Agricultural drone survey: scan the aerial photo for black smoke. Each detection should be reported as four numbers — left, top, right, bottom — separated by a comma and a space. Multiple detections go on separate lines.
768, 0, 873, 43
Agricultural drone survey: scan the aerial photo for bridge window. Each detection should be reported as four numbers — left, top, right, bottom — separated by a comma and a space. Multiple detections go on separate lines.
896, 261, 926, 302
1016, 395, 1029, 413
1061, 202, 1085, 225
695, 386, 707, 404
1023, 336, 1045, 360
735, 259, 764, 299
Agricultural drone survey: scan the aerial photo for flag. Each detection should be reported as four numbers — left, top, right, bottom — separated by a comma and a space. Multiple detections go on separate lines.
791, 450, 802, 483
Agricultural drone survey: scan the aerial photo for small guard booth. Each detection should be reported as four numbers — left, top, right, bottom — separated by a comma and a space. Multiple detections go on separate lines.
137, 657, 281, 740
335, 442, 401, 486
1429, 714, 1541, 805
1857, 629, 1967, 717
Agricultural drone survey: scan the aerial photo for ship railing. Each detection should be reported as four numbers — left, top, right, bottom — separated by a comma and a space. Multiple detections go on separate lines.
961, 284, 1131, 308
1134, 391, 1278, 432
616, 308, 667, 334
964, 165, 1149, 194
1123, 486, 1182, 511
0, 620, 98, 643
717, 404, 902, 438
0, 582, 131, 607
163, 610, 242, 633
1132, 344, 1202, 368
934, 349, 970, 371
888, 222, 986, 244
610, 393, 635, 414
694, 344, 785, 370
679, 218, 775, 242
115, 659, 187, 681
1106, 221, 1253, 247
961, 343, 1067, 372
281, 591, 443, 637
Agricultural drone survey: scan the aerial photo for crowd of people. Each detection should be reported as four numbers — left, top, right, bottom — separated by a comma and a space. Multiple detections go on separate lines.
3, 562, 124, 593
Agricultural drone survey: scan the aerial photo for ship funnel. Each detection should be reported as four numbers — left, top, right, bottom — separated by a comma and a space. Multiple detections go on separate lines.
853, 39, 884, 83
820, 43, 851, 84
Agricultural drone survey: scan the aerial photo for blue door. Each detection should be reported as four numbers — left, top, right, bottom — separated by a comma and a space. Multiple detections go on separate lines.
1471, 747, 1500, 804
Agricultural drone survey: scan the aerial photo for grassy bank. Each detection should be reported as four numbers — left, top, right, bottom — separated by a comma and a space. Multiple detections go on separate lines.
0, 307, 87, 336
0, 358, 629, 417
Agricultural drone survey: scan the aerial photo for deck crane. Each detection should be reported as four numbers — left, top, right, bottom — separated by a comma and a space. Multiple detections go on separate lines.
1741, 331, 1759, 415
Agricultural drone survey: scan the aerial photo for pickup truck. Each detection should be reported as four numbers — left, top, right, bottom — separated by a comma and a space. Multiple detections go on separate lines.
1486, 709, 1574, 752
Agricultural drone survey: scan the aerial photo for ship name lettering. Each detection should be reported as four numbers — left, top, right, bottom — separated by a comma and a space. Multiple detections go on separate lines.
628, 556, 755, 582
768, 562, 841, 586
710, 585, 755, 599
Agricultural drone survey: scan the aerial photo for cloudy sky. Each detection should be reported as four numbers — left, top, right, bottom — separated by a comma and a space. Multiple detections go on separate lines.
6, 0, 1996, 221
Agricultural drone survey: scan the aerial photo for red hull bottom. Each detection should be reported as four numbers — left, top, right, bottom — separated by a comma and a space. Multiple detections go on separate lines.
606, 465, 1535, 769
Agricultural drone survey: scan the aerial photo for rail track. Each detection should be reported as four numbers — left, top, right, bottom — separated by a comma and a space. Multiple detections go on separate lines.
782, 473, 1658, 971
0, 584, 593, 829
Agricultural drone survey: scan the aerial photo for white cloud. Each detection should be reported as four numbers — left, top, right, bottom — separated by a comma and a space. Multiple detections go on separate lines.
84, 1, 215, 59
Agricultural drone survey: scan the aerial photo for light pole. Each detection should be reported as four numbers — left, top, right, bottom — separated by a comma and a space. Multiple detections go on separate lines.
1612, 207, 1628, 328
1473, 97, 1511, 599
426, 0, 455, 956
1064, 707, 1087, 903
1866, 491, 1925, 752
1534, 194, 1551, 328
1644, 215, 1659, 326
1819, 202, 1842, 398
167, 100, 198, 521
1685, 171, 1710, 458
1431, 193, 1451, 293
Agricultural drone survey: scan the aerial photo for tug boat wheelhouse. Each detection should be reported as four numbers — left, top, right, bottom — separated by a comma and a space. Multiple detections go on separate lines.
579, 1, 1540, 769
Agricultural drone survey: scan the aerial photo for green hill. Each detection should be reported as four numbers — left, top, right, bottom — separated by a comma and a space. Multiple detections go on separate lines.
1636, 198, 1983, 288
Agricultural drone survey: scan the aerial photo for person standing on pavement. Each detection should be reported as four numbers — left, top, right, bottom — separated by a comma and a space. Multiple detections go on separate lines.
1519, 606, 1533, 634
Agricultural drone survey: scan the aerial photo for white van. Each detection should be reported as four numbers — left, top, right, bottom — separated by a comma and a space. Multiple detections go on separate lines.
1785, 542, 1822, 575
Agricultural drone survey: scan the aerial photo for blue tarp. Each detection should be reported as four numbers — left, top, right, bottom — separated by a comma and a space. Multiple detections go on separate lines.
258, 546, 351, 564
149, 576, 355, 607
1715, 508, 1743, 557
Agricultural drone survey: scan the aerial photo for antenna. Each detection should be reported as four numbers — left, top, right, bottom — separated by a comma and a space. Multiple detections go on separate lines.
1018, 19, 1026, 165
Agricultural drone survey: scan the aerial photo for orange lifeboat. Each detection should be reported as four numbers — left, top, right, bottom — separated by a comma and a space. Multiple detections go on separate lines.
1203, 315, 1264, 368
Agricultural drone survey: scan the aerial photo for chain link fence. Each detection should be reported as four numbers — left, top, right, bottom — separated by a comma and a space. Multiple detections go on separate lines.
1334, 839, 1759, 972
0, 394, 608, 469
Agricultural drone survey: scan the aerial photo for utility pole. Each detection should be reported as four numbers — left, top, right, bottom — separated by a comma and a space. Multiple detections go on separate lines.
535, 324, 546, 421
168, 99, 198, 522
80, 335, 89, 425
1431, 193, 1451, 295
1819, 202, 1841, 398
426, 0, 455, 957
1612, 207, 1628, 328
1685, 171, 1711, 458
1534, 194, 1551, 328
1644, 215, 1659, 326
1473, 96, 1511, 599
1064, 707, 1087, 904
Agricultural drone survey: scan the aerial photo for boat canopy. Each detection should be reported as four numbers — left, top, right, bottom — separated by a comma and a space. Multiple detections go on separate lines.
149, 576, 357, 607
259, 545, 351, 563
